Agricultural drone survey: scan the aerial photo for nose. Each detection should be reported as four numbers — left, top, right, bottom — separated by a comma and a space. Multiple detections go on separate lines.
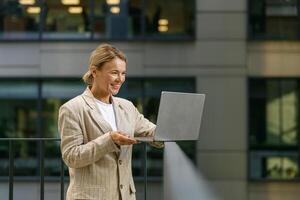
116, 73, 125, 83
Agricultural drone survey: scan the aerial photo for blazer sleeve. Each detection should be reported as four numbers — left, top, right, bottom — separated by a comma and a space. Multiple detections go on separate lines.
133, 106, 156, 137
58, 105, 120, 169
132, 104, 164, 149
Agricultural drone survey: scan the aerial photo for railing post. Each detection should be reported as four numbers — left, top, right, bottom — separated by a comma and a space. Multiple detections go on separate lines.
39, 140, 45, 200
143, 142, 147, 200
60, 158, 65, 200
9, 140, 14, 200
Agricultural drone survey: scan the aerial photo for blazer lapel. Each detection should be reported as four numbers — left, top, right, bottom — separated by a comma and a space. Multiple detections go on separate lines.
81, 88, 130, 159
81, 87, 112, 133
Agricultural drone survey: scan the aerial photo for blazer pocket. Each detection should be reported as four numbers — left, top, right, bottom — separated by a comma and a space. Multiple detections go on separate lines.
73, 186, 105, 200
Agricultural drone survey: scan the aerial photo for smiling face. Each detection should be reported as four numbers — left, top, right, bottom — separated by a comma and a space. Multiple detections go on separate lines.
90, 57, 126, 103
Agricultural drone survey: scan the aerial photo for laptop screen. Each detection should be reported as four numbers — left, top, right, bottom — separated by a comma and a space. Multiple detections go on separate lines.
154, 91, 205, 141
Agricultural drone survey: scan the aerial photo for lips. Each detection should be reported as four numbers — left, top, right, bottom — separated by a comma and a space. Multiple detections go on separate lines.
111, 84, 121, 90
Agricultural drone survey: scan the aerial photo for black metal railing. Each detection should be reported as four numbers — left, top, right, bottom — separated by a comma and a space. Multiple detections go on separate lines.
0, 138, 64, 200
0, 138, 149, 200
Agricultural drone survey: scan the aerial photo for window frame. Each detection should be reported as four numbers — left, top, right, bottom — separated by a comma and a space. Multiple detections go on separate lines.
248, 0, 300, 41
248, 77, 300, 182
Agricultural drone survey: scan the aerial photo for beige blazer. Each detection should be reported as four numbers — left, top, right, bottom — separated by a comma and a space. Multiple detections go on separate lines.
58, 87, 156, 200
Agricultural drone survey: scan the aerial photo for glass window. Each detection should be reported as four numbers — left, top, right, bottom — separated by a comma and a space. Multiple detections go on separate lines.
249, 79, 298, 147
0, 81, 39, 176
0, 81, 38, 138
42, 0, 91, 39
250, 151, 299, 180
145, 0, 194, 38
0, 0, 195, 40
42, 80, 85, 176
249, 0, 300, 39
0, 0, 40, 40
0, 78, 196, 178
42, 80, 85, 138
128, 0, 143, 37
93, 0, 107, 39
249, 78, 300, 180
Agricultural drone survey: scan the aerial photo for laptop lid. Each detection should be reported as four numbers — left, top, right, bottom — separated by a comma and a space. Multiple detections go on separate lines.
154, 91, 205, 141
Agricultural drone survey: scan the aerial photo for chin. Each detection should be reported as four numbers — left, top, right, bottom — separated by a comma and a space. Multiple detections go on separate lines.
111, 90, 120, 96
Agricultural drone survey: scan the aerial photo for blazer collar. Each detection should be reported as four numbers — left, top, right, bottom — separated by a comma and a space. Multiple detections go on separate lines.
82, 87, 122, 110
81, 87, 127, 158
81, 87, 124, 130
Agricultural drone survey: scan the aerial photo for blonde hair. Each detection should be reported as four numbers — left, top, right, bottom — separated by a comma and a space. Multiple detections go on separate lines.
82, 43, 127, 86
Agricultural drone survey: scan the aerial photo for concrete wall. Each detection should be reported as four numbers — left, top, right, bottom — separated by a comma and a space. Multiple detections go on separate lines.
248, 41, 300, 77
195, 0, 247, 200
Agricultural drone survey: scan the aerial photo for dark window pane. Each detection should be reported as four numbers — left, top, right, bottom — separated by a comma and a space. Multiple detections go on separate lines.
0, 0, 40, 40
0, 81, 38, 176
249, 0, 300, 39
249, 78, 300, 181
94, 0, 130, 39
0, 81, 38, 138
128, 0, 142, 37
42, 80, 85, 176
42, 0, 91, 39
145, 0, 194, 38
0, 78, 195, 178
250, 151, 299, 180
93, 0, 107, 38
249, 79, 298, 147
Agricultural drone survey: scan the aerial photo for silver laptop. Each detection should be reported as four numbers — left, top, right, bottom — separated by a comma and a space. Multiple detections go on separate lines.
134, 91, 205, 142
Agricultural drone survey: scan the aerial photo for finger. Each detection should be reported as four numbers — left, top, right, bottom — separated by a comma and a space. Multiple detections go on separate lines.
122, 137, 138, 145
119, 132, 130, 137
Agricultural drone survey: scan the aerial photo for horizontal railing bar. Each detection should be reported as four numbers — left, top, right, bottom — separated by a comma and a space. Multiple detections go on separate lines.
0, 138, 60, 141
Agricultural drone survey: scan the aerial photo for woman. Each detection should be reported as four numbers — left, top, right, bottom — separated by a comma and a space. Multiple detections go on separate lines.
58, 43, 163, 200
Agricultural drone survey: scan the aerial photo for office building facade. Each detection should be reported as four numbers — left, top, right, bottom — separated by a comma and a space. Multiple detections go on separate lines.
0, 0, 300, 199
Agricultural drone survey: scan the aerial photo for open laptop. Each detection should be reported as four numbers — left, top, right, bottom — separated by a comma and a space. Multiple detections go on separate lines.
134, 91, 205, 142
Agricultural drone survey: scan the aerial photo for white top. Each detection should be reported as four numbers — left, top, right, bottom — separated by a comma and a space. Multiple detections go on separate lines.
95, 98, 117, 131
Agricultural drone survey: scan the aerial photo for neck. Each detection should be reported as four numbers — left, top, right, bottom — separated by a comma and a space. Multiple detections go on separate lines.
90, 86, 111, 104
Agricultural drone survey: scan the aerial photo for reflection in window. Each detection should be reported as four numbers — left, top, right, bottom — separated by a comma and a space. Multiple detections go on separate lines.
0, 78, 195, 178
42, 80, 85, 176
42, 81, 85, 122
267, 157, 298, 179
42, 0, 91, 39
93, 0, 107, 38
0, 0, 195, 40
128, 0, 142, 37
0, 0, 40, 39
250, 151, 299, 180
250, 79, 298, 147
249, 0, 300, 39
0, 81, 38, 176
249, 78, 300, 180
0, 81, 38, 138
145, 0, 194, 37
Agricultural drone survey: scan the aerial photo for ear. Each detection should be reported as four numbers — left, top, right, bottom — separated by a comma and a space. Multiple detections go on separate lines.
90, 66, 97, 78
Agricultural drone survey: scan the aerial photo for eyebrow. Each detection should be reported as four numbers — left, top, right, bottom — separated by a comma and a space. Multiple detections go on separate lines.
110, 69, 126, 73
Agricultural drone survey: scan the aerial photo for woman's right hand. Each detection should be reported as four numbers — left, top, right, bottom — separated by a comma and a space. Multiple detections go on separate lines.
110, 131, 138, 146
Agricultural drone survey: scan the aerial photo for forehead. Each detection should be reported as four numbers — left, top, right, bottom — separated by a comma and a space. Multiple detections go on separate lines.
102, 58, 126, 70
